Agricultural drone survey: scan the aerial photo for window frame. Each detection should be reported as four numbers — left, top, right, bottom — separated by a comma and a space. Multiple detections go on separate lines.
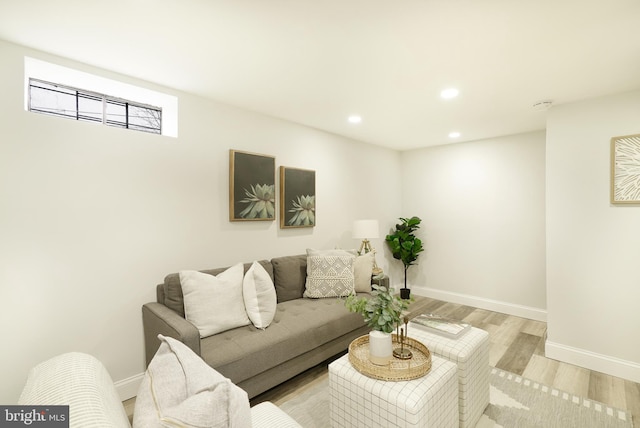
28, 78, 163, 135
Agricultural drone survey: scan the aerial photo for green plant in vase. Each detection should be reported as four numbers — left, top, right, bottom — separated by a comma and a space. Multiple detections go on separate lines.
345, 284, 411, 365
345, 284, 409, 334
385, 216, 424, 299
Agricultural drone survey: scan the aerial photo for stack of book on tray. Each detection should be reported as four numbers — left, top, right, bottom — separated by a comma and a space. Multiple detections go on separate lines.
411, 313, 471, 338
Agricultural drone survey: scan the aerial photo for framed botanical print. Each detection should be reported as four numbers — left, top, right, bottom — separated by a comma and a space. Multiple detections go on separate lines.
611, 134, 640, 204
229, 150, 276, 221
280, 166, 316, 228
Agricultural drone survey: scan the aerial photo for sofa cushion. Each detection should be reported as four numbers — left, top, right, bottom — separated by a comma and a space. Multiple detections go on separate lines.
163, 261, 273, 317
271, 255, 307, 303
354, 252, 375, 293
199, 296, 367, 385
134, 334, 251, 428
243, 261, 277, 329
180, 264, 251, 338
303, 253, 355, 298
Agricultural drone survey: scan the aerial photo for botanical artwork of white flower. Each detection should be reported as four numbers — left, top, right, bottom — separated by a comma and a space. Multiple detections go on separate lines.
288, 195, 315, 226
613, 135, 640, 203
239, 183, 275, 219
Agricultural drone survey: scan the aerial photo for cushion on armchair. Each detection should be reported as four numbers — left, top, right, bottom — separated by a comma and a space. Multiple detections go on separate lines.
134, 334, 251, 428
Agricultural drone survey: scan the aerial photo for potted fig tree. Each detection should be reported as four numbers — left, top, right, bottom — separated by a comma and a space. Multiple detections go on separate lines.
385, 216, 424, 299
345, 284, 410, 365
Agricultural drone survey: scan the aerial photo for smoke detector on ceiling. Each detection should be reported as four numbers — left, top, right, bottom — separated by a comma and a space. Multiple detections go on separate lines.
532, 100, 553, 111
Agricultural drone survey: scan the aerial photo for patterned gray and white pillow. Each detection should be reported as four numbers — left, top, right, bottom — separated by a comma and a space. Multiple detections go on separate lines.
304, 254, 355, 298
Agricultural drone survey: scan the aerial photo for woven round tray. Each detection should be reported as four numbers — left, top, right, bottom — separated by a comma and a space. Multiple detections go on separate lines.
348, 334, 432, 381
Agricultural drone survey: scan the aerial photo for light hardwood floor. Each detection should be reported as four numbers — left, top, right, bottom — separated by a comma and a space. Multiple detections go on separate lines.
125, 296, 640, 424
251, 296, 640, 424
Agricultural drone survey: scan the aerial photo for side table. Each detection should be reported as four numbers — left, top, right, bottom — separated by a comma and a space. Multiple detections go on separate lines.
408, 324, 490, 428
329, 353, 458, 428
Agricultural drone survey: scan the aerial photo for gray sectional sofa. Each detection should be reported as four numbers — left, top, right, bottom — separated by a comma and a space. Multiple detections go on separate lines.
142, 254, 376, 399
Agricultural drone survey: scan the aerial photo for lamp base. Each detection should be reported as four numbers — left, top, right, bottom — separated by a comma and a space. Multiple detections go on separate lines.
357, 239, 373, 256
393, 348, 413, 360
358, 239, 384, 276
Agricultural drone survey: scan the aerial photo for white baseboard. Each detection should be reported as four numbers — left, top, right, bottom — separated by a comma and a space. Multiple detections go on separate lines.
546, 341, 640, 383
114, 372, 144, 401
411, 285, 547, 322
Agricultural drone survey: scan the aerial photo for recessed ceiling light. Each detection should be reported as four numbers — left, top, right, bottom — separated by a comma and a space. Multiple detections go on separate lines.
449, 132, 461, 138
348, 115, 362, 124
440, 88, 459, 99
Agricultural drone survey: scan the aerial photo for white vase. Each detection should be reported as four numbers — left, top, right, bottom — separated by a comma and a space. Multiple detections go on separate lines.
369, 330, 392, 365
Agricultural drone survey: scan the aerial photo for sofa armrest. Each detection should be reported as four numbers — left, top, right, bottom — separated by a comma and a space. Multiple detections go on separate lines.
142, 302, 200, 367
251, 402, 302, 428
19, 352, 131, 428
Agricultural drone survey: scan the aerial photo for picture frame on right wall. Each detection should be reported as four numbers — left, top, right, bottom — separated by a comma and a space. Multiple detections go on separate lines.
280, 166, 316, 228
611, 133, 640, 204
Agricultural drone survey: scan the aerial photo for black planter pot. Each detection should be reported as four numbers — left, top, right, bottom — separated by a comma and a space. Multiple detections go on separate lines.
400, 287, 411, 300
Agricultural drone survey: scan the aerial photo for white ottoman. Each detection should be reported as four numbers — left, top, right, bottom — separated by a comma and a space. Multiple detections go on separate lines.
329, 353, 458, 428
408, 324, 490, 428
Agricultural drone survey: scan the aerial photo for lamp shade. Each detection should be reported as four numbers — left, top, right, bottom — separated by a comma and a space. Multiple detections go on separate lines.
352, 219, 379, 239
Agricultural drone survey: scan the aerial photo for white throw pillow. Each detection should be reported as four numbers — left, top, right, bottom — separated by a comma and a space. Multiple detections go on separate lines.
133, 334, 251, 428
304, 249, 355, 298
243, 261, 277, 329
180, 264, 250, 338
354, 252, 375, 293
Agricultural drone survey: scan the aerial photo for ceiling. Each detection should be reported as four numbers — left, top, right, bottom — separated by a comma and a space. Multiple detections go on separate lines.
1, 0, 640, 150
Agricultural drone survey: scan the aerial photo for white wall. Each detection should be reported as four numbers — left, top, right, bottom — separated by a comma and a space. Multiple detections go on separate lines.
0, 39, 402, 403
546, 91, 640, 382
5, 33, 638, 402
396, 132, 547, 320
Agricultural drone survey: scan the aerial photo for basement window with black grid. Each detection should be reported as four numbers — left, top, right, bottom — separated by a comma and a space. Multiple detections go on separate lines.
28, 78, 162, 135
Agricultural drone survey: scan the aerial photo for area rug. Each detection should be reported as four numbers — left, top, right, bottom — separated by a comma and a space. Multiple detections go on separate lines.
279, 367, 633, 428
